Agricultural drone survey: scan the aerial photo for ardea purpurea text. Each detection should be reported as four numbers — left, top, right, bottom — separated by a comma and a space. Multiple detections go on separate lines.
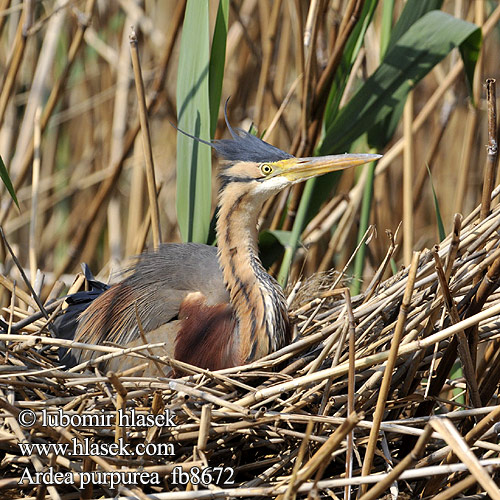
55, 110, 380, 375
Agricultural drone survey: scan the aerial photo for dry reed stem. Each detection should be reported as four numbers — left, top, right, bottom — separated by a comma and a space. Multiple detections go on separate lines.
363, 226, 399, 301
107, 371, 127, 444
412, 97, 455, 209
0, 275, 38, 310
481, 78, 498, 220
417, 404, 500, 470
254, 0, 282, 128
0, 0, 97, 226
309, 0, 363, 139
294, 412, 361, 486
28, 106, 41, 284
0, 227, 48, 320
403, 90, 414, 267
359, 251, 420, 494
54, 0, 185, 275
428, 417, 500, 499
278, 419, 313, 500
317, 172, 369, 272
283, 0, 365, 232
359, 423, 433, 500
196, 403, 211, 453
129, 27, 162, 249
2, 3, 500, 497
169, 381, 250, 417
455, 103, 479, 215
0, 4, 27, 129
431, 474, 478, 500
296, 0, 319, 156
432, 246, 481, 407
345, 288, 356, 500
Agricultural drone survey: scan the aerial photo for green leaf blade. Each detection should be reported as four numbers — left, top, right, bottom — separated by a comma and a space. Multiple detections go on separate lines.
385, 0, 443, 54
319, 10, 481, 155
209, 0, 229, 139
176, 0, 212, 244
427, 164, 446, 242
0, 155, 19, 209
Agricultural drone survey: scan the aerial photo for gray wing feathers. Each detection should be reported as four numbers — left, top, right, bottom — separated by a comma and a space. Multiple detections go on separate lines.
74, 243, 229, 360
125, 243, 228, 306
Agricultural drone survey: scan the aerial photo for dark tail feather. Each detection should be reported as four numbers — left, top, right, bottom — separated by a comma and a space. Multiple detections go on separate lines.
53, 264, 109, 368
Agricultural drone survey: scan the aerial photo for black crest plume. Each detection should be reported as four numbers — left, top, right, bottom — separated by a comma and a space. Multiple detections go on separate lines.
175, 99, 293, 163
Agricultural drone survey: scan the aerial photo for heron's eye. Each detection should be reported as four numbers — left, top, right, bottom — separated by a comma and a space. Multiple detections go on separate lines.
260, 164, 273, 176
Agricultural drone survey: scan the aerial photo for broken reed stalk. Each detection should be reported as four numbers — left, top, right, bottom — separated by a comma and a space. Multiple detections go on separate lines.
444, 213, 462, 282
481, 78, 497, 220
107, 371, 128, 444
359, 250, 420, 495
432, 246, 481, 407
196, 403, 211, 453
129, 26, 162, 249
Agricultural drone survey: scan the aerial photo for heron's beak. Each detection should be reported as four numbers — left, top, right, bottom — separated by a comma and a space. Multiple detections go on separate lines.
279, 153, 382, 183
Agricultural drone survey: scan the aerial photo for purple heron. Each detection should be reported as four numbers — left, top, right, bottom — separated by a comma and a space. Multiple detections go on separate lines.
54, 111, 380, 375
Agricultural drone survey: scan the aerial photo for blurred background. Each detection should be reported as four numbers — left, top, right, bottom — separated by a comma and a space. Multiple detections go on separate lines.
0, 0, 499, 304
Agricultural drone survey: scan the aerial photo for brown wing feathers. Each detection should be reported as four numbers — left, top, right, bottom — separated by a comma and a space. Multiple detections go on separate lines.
174, 292, 238, 370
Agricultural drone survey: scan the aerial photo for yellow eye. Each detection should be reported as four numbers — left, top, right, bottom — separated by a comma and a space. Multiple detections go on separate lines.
261, 164, 273, 175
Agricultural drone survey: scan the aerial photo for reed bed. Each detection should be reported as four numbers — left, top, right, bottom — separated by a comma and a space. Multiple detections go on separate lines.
0, 189, 499, 499
0, 1, 500, 499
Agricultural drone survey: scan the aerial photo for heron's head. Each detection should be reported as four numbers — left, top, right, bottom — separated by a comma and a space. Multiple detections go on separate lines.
214, 131, 380, 205
213, 108, 380, 207
176, 103, 381, 208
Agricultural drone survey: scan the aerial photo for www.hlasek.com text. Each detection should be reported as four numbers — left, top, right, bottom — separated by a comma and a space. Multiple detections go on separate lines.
19, 437, 174, 457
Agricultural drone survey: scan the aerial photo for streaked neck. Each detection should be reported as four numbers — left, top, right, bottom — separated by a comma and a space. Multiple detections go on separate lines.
216, 186, 289, 363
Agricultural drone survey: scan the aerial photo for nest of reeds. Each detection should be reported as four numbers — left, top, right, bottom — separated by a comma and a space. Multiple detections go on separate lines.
0, 189, 500, 500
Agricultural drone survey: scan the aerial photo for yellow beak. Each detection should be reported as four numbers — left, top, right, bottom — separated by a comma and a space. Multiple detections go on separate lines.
278, 153, 382, 183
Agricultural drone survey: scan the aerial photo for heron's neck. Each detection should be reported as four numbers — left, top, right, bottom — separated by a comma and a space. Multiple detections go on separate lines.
217, 189, 290, 363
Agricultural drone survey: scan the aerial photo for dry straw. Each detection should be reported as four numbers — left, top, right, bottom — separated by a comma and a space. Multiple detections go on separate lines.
0, 1, 500, 498
1, 187, 500, 497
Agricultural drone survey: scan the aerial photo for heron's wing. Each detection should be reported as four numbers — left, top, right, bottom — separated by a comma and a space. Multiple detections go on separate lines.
53, 264, 110, 367
57, 243, 229, 370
